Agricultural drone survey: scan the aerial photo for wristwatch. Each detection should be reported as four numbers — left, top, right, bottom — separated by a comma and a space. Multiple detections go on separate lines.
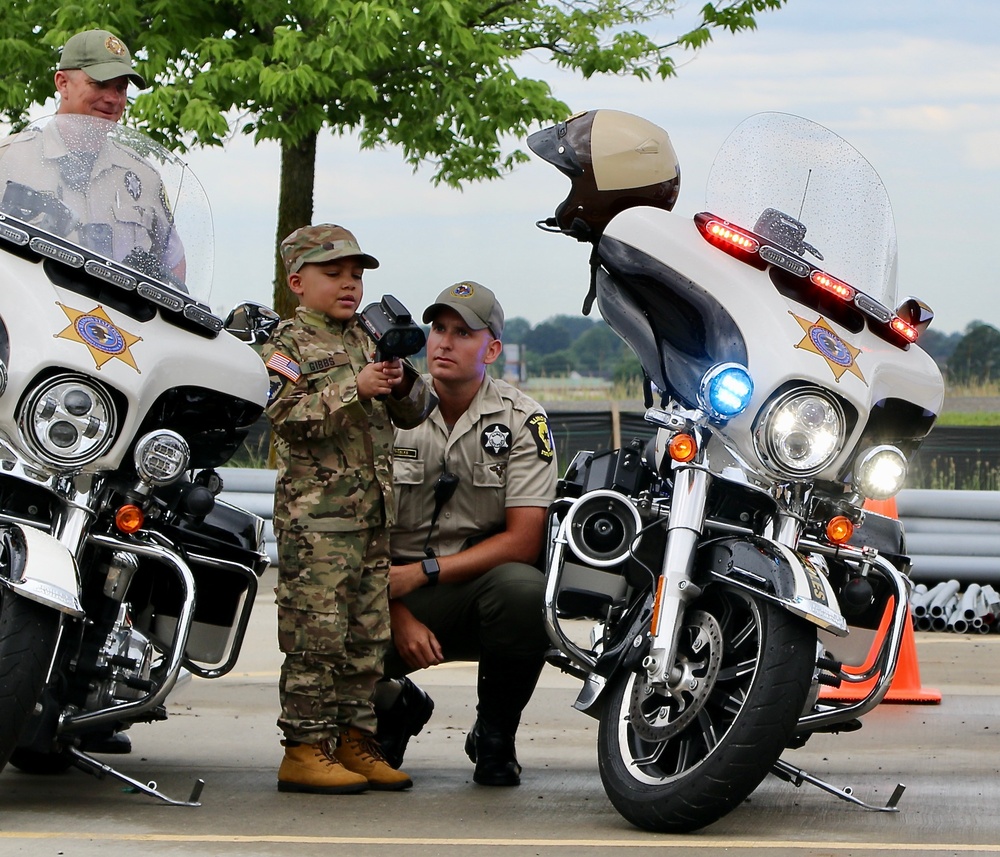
420, 557, 440, 587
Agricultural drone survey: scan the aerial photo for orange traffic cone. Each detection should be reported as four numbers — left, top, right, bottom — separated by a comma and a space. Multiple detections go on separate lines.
818, 496, 942, 704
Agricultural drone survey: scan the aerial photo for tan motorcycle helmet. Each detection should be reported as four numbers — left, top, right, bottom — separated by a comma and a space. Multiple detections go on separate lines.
527, 109, 681, 242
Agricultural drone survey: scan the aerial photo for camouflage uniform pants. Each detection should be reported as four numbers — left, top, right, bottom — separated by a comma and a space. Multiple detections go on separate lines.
275, 527, 390, 743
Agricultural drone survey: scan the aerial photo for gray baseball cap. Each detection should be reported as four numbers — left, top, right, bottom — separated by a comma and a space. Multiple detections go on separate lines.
58, 29, 146, 88
423, 281, 504, 339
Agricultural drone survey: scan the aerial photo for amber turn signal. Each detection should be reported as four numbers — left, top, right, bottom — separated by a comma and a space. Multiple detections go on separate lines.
115, 504, 145, 534
668, 433, 697, 463
826, 515, 854, 545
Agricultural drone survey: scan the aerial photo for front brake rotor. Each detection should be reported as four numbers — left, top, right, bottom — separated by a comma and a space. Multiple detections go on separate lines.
628, 609, 723, 741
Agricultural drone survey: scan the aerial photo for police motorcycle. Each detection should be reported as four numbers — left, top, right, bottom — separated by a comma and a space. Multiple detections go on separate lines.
0, 114, 278, 805
528, 110, 944, 832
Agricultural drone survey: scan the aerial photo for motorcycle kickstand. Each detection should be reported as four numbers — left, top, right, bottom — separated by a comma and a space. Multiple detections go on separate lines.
771, 757, 905, 812
67, 746, 205, 807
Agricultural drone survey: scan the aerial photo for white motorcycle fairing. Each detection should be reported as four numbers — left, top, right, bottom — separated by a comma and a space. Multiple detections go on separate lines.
0, 522, 82, 617
600, 208, 944, 485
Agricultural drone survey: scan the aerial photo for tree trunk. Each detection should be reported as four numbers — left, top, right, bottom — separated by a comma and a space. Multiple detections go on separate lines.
272, 131, 318, 319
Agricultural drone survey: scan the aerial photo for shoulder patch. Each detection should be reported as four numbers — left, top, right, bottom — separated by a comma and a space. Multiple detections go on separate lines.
265, 351, 301, 383
481, 423, 512, 456
393, 446, 418, 460
527, 413, 554, 463
267, 376, 286, 405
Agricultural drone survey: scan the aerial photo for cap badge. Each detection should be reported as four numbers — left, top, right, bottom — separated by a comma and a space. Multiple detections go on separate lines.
105, 35, 127, 57
452, 283, 474, 298
124, 171, 141, 200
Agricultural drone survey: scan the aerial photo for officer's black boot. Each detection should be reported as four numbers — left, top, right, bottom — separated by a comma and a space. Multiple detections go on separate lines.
374, 677, 435, 769
465, 654, 544, 786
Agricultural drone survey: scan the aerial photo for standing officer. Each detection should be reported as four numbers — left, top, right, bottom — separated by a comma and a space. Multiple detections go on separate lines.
375, 281, 557, 786
0, 30, 184, 282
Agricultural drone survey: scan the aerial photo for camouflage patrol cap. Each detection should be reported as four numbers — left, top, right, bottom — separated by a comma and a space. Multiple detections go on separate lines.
58, 29, 146, 89
423, 281, 504, 339
280, 224, 380, 276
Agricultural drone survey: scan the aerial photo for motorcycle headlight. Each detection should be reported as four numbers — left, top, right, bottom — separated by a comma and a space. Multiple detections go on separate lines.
19, 374, 117, 466
755, 388, 845, 476
133, 430, 190, 486
699, 363, 754, 421
853, 445, 907, 500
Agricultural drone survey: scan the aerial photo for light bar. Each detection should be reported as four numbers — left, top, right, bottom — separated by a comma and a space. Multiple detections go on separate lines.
704, 219, 759, 253
137, 282, 185, 312
890, 316, 919, 342
854, 292, 891, 323
0, 222, 29, 246
28, 238, 84, 268
811, 270, 854, 301
84, 260, 138, 290
184, 304, 223, 332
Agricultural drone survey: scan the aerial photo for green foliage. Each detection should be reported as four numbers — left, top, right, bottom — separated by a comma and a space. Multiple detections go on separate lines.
937, 411, 1000, 427
0, 0, 790, 312
945, 322, 1000, 386
2, 0, 788, 175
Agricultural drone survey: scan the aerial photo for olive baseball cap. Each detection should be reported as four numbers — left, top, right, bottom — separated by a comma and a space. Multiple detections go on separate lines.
57, 29, 146, 88
280, 224, 380, 276
423, 281, 504, 339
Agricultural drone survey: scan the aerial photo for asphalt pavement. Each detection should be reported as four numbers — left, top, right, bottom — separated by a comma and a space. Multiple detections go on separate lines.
2, 569, 1000, 856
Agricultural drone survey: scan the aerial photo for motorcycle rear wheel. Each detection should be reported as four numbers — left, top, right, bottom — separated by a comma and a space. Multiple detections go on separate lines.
597, 586, 815, 832
0, 589, 60, 773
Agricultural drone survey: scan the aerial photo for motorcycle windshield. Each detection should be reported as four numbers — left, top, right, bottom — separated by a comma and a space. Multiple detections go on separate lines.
0, 114, 213, 304
705, 112, 898, 308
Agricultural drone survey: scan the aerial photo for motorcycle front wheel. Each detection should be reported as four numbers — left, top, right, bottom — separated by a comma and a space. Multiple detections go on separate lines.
597, 586, 816, 833
0, 588, 60, 772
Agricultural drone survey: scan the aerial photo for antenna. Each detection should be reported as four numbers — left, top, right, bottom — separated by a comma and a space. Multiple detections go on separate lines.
797, 169, 813, 220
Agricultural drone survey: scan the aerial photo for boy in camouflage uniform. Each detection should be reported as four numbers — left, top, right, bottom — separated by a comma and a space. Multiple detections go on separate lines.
262, 224, 434, 794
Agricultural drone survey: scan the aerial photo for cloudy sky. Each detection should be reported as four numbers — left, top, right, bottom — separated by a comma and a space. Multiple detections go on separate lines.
23, 0, 1000, 337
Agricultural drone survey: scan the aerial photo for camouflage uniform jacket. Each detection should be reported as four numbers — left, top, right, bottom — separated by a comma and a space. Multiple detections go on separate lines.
263, 307, 433, 534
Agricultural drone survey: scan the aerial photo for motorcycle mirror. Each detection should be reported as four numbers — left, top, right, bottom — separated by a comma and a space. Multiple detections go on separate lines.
225, 302, 281, 345
894, 297, 935, 336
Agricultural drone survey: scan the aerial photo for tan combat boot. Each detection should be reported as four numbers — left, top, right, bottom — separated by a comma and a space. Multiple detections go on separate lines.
277, 740, 369, 794
334, 727, 414, 791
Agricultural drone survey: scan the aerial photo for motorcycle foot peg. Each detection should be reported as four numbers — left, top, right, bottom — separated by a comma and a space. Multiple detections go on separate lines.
816, 655, 843, 672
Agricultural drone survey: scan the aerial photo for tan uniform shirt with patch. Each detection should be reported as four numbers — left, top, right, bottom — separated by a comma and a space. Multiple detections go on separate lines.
0, 120, 183, 271
391, 374, 557, 561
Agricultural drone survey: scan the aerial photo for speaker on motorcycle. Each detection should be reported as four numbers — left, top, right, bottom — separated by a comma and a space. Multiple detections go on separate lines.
564, 489, 642, 568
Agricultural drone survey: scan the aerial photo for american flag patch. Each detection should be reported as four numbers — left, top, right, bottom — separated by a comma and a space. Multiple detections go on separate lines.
265, 351, 301, 383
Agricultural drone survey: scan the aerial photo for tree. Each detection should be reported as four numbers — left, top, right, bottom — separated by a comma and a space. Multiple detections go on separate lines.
945, 322, 1000, 387
525, 320, 573, 356
0, 0, 789, 317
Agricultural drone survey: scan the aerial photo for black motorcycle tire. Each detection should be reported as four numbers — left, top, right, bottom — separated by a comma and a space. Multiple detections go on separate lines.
0, 589, 60, 773
597, 586, 815, 833
8, 747, 74, 774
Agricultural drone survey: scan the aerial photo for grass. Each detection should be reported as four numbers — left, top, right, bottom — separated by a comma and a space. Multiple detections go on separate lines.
937, 412, 1000, 426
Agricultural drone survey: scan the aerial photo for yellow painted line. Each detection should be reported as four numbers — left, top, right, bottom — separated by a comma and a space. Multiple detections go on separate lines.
0, 833, 997, 850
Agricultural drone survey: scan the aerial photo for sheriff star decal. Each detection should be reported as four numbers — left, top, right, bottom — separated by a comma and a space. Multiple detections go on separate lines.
55, 303, 142, 371
791, 313, 866, 384
481, 423, 511, 456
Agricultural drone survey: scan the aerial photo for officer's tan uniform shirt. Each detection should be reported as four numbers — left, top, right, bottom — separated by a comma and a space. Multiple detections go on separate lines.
0, 119, 182, 270
391, 374, 556, 561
